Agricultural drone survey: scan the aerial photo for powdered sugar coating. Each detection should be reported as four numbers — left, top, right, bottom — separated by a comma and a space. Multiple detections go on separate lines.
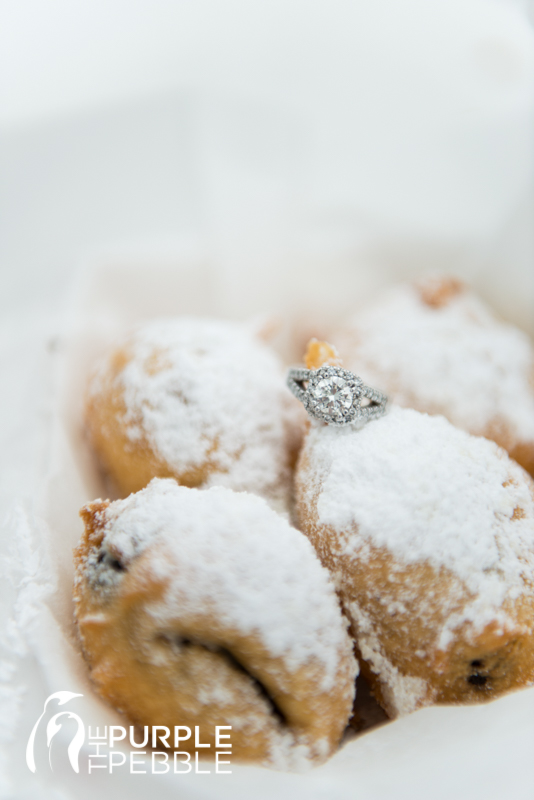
84, 478, 355, 688
335, 283, 534, 443
300, 407, 534, 641
88, 318, 301, 503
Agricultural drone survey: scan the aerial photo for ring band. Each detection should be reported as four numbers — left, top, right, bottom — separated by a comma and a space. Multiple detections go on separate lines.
287, 365, 387, 426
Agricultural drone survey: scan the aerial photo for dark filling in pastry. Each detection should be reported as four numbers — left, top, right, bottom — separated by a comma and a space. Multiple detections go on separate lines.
160, 634, 287, 725
468, 659, 488, 688
97, 551, 125, 571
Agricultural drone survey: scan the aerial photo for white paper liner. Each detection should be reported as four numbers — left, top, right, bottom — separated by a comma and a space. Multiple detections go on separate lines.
2, 256, 534, 799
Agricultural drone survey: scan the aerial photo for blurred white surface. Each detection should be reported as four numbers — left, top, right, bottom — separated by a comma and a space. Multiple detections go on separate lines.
1, 0, 534, 332
2, 0, 534, 129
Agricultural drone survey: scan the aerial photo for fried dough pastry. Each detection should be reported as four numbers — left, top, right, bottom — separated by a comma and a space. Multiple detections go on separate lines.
295, 342, 534, 717
74, 479, 357, 769
85, 318, 302, 507
333, 276, 534, 476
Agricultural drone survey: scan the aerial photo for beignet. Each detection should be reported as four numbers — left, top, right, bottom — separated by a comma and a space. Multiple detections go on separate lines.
74, 479, 357, 769
333, 276, 534, 476
296, 405, 534, 717
85, 318, 302, 508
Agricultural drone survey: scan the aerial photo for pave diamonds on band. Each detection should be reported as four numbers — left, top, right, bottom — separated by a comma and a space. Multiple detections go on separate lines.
287, 365, 387, 426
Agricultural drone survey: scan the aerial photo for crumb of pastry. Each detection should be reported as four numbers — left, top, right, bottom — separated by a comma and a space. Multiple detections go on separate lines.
305, 339, 342, 370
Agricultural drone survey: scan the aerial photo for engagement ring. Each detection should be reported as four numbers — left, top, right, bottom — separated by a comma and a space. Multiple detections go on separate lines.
287, 365, 387, 426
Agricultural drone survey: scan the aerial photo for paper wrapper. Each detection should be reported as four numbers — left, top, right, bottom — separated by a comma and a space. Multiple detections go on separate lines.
2, 256, 534, 800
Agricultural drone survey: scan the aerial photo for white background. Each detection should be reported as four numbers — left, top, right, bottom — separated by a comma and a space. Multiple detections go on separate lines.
1, 0, 534, 330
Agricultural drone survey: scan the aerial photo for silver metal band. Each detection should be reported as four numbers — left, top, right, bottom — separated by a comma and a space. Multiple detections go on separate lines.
287, 365, 387, 426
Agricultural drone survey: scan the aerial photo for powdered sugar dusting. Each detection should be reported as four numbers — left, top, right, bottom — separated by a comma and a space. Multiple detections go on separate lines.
335, 283, 534, 442
301, 407, 534, 639
83, 478, 354, 688
88, 318, 301, 503
266, 732, 331, 772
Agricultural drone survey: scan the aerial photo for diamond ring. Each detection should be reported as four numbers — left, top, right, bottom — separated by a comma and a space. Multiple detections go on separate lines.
287, 365, 387, 426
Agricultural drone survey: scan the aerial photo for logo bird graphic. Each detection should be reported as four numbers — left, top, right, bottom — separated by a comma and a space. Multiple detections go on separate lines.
26, 692, 85, 773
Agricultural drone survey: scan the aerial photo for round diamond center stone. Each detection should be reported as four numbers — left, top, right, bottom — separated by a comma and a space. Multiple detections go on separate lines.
313, 376, 353, 417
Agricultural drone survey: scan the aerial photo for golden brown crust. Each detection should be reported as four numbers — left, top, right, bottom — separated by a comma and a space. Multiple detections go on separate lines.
509, 440, 534, 480
304, 339, 342, 370
415, 275, 465, 308
85, 344, 220, 496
